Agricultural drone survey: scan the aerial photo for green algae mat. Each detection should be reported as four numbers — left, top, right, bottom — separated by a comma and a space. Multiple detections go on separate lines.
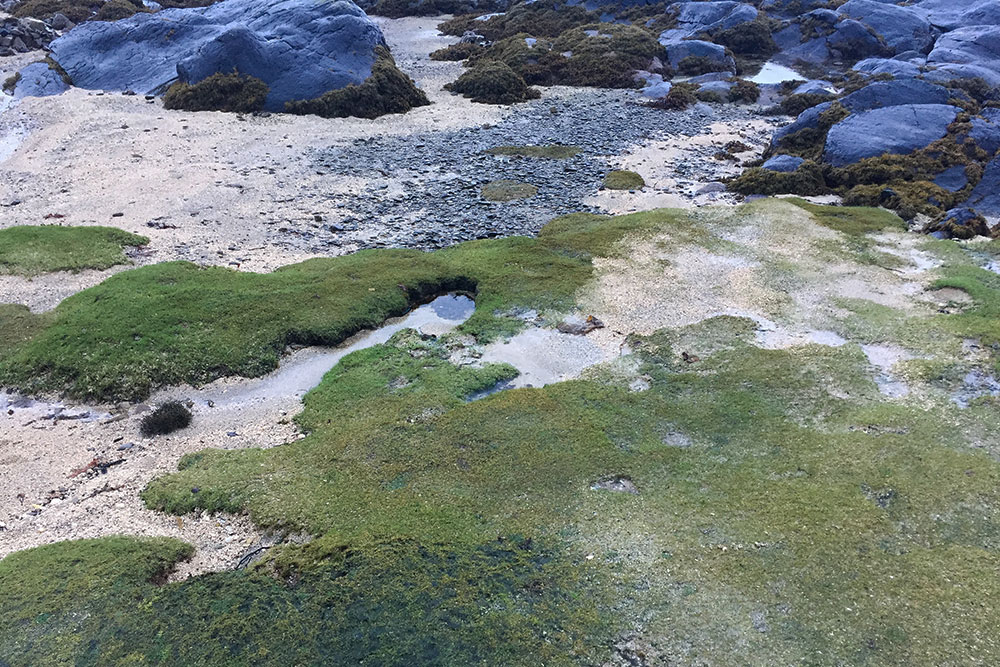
0, 225, 148, 276
2, 201, 999, 665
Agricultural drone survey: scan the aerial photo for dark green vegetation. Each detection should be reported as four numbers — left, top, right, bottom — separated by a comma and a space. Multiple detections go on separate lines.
428, 41, 484, 61
285, 47, 430, 120
603, 169, 645, 190
140, 401, 193, 436
784, 197, 905, 236
468, 25, 666, 89
443, 60, 540, 104
484, 144, 580, 159
0, 225, 148, 276
12, 0, 144, 22
480, 179, 538, 201
648, 81, 698, 111
4, 204, 1000, 664
163, 72, 269, 113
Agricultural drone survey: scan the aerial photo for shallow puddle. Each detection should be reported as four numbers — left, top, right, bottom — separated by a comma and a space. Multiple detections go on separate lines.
750, 61, 803, 85
479, 327, 610, 389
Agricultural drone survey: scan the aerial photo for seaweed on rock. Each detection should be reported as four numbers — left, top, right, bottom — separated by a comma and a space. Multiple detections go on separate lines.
445, 60, 540, 104
285, 46, 430, 119
163, 71, 269, 113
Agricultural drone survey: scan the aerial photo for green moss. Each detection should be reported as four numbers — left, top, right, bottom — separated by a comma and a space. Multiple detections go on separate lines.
0, 225, 148, 276
0, 304, 50, 361
2, 72, 21, 93
285, 46, 429, 120
484, 145, 581, 159
784, 197, 905, 235
163, 71, 269, 113
710, 18, 778, 58
480, 179, 539, 201
429, 41, 484, 61
603, 169, 645, 190
439, 5, 597, 42
444, 60, 540, 104
728, 78, 760, 104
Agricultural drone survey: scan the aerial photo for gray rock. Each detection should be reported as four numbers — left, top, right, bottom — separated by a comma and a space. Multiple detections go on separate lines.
12, 62, 70, 99
49, 0, 388, 110
826, 19, 887, 61
927, 25, 1000, 87
659, 37, 736, 73
912, 0, 1000, 32
839, 78, 950, 113
762, 154, 805, 172
969, 108, 1000, 156
838, 0, 936, 55
852, 57, 923, 78
965, 155, 1000, 217
823, 104, 960, 167
793, 80, 835, 96
665, 1, 757, 37
771, 101, 833, 148
932, 165, 969, 192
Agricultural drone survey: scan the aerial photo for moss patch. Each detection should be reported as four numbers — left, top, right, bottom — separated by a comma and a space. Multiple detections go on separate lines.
429, 41, 484, 61
285, 46, 429, 120
0, 225, 148, 276
480, 179, 539, 201
484, 144, 581, 159
603, 170, 645, 190
163, 71, 269, 113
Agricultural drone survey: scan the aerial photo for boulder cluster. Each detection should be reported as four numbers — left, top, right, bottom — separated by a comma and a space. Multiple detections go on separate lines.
0, 16, 57, 55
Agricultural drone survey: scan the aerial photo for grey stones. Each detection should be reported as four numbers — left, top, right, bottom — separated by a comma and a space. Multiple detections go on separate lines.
0, 16, 57, 55
762, 154, 804, 173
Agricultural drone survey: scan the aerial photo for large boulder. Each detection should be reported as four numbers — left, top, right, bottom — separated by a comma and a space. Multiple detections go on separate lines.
927, 25, 1000, 86
838, 0, 936, 55
663, 1, 757, 39
912, 0, 1000, 32
762, 154, 805, 172
771, 101, 833, 147
839, 78, 950, 113
823, 104, 961, 167
659, 37, 736, 73
969, 108, 1000, 157
48, 0, 389, 111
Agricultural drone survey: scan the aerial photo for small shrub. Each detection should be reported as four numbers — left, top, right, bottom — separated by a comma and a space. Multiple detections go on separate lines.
729, 78, 760, 104
163, 71, 269, 113
286, 47, 430, 119
711, 19, 778, 57
728, 161, 828, 196
724, 140, 751, 153
95, 0, 147, 20
429, 42, 484, 61
677, 55, 728, 76
603, 170, 645, 190
140, 401, 192, 437
648, 82, 698, 111
781, 92, 835, 117
445, 60, 540, 104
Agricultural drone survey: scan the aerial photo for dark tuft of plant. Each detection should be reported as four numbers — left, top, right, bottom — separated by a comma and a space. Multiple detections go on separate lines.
780, 92, 835, 117
429, 41, 484, 61
729, 78, 760, 104
285, 46, 430, 119
163, 71, 269, 113
648, 82, 698, 111
677, 55, 730, 76
444, 60, 540, 104
140, 401, 192, 437
95, 0, 147, 21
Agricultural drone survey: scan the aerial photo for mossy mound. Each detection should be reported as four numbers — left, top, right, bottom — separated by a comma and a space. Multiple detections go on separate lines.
12, 0, 145, 21
729, 78, 761, 104
94, 0, 148, 20
481, 179, 538, 201
163, 71, 269, 113
439, 4, 597, 43
0, 225, 148, 276
429, 41, 484, 61
484, 145, 581, 159
729, 160, 828, 197
285, 46, 430, 119
603, 170, 645, 190
444, 60, 540, 104
140, 401, 193, 436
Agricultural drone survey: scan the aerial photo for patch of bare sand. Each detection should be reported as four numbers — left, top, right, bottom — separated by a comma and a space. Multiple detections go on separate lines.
0, 17, 512, 310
